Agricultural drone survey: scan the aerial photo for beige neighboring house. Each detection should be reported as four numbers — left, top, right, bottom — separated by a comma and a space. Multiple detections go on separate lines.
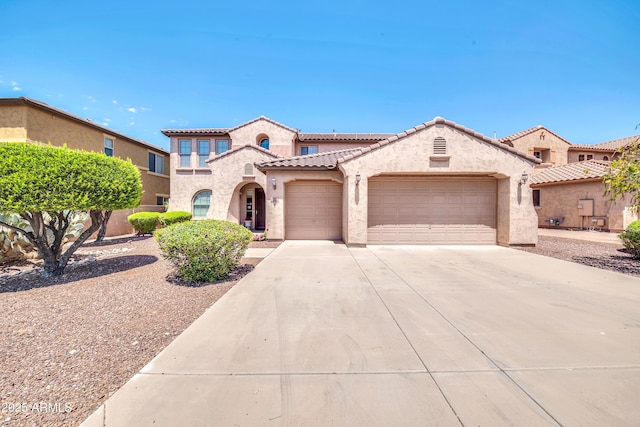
500, 126, 639, 232
0, 97, 170, 236
163, 116, 540, 246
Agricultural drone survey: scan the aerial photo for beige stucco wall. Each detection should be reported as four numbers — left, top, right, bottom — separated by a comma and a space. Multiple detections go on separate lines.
339, 124, 538, 246
532, 181, 635, 231
0, 104, 28, 141
228, 120, 297, 157
168, 146, 276, 222
261, 170, 344, 240
567, 151, 614, 163
509, 128, 570, 167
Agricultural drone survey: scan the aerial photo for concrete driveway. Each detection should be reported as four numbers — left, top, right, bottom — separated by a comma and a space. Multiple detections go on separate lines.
83, 241, 640, 426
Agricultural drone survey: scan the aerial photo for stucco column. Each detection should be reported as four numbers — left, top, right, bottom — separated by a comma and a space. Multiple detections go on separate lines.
266, 173, 285, 240
345, 174, 368, 246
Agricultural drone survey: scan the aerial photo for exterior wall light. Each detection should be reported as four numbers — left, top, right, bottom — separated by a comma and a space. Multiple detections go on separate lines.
271, 177, 277, 189
519, 172, 529, 185
355, 172, 361, 185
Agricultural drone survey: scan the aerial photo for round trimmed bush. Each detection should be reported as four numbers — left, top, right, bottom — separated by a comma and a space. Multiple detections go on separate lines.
127, 212, 161, 234
155, 219, 253, 283
159, 211, 192, 227
620, 221, 640, 260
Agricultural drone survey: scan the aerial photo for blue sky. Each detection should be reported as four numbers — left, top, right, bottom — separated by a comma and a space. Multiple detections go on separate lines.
1, 0, 638, 151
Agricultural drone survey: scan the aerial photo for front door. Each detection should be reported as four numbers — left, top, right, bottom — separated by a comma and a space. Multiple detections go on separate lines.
255, 188, 266, 230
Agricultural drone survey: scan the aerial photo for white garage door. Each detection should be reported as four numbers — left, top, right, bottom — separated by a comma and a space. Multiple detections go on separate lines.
285, 181, 342, 240
368, 177, 496, 244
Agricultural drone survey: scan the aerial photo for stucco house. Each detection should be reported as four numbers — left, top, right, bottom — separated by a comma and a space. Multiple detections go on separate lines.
500, 125, 639, 232
0, 97, 170, 236
163, 116, 540, 246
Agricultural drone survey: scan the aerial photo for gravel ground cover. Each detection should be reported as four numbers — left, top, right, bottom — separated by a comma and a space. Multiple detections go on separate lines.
516, 235, 640, 277
0, 236, 279, 427
0, 234, 637, 426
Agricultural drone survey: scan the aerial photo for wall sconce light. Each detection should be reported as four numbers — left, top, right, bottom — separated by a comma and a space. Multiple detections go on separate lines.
355, 172, 361, 185
519, 171, 529, 185
271, 177, 277, 190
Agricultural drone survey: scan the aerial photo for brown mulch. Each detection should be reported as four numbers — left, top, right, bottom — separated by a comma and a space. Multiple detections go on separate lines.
0, 237, 279, 427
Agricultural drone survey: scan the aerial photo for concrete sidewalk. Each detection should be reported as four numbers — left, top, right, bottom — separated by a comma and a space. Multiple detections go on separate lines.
82, 241, 640, 426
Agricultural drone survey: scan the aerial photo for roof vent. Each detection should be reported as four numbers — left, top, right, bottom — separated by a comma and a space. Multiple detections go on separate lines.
433, 137, 447, 155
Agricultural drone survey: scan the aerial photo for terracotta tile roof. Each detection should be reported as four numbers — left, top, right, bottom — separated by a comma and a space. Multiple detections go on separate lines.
0, 97, 168, 154
228, 115, 297, 133
297, 133, 394, 142
207, 143, 281, 163
530, 160, 610, 185
257, 148, 362, 170
161, 128, 229, 136
570, 134, 640, 152
338, 117, 540, 165
498, 125, 573, 146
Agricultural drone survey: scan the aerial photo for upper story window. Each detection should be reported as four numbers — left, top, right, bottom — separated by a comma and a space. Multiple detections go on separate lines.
104, 137, 114, 156
259, 138, 269, 150
216, 139, 229, 154
603, 156, 609, 161
587, 154, 593, 160
578, 153, 594, 161
179, 139, 191, 167
148, 152, 164, 174
578, 154, 584, 161
433, 137, 447, 155
301, 146, 318, 155
533, 151, 541, 159
197, 139, 210, 167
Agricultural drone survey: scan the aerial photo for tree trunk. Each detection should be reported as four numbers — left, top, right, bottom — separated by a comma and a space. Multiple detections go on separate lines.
95, 210, 112, 242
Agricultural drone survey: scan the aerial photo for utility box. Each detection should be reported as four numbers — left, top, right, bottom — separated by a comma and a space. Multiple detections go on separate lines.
577, 199, 594, 217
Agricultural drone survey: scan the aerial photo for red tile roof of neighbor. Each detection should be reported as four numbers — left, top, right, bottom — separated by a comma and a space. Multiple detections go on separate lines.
530, 160, 610, 185
161, 128, 230, 136
498, 125, 573, 146
570, 134, 640, 152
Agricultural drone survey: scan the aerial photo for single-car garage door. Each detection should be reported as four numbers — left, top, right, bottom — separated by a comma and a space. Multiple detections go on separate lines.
368, 177, 496, 244
286, 180, 342, 240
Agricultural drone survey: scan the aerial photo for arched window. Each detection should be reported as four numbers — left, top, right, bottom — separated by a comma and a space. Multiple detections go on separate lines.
433, 137, 447, 155
244, 163, 254, 176
259, 138, 270, 150
192, 191, 211, 218
603, 156, 609, 161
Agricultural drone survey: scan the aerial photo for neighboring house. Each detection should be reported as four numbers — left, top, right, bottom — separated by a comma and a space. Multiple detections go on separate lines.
530, 160, 635, 231
0, 97, 170, 236
499, 125, 572, 168
501, 126, 639, 232
163, 116, 540, 246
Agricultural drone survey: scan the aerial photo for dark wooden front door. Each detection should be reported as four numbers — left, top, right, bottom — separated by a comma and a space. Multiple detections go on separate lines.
255, 188, 266, 230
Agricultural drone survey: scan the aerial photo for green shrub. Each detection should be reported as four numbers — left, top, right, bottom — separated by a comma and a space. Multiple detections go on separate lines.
128, 212, 161, 234
155, 219, 253, 283
620, 225, 640, 260
159, 211, 192, 227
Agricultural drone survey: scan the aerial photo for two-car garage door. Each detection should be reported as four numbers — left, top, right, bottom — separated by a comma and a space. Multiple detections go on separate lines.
367, 177, 497, 244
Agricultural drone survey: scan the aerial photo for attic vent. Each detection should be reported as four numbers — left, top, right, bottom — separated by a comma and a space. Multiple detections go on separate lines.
433, 137, 447, 155
244, 163, 254, 176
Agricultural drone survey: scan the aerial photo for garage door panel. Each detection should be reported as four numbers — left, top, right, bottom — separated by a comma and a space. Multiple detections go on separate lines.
286, 181, 342, 240
368, 177, 496, 245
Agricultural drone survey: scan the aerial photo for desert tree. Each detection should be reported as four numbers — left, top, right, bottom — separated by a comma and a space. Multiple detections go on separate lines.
603, 139, 640, 212
0, 142, 142, 276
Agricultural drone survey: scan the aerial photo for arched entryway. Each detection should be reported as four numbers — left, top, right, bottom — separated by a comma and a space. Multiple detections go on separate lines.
238, 183, 266, 231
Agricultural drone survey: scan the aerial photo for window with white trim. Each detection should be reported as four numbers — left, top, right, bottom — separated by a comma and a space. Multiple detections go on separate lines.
301, 146, 318, 155
148, 152, 164, 174
192, 191, 211, 218
197, 139, 210, 167
216, 139, 229, 154
179, 139, 191, 167
104, 137, 114, 156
